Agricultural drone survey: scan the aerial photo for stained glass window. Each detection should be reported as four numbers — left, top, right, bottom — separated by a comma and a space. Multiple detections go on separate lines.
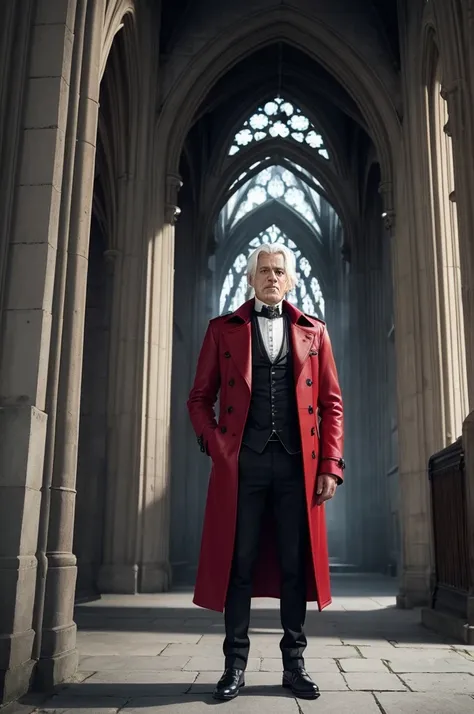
229, 159, 269, 191
219, 225, 325, 318
229, 97, 329, 159
224, 165, 322, 232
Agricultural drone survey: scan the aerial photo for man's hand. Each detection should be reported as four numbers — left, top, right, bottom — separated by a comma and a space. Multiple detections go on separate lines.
314, 473, 338, 506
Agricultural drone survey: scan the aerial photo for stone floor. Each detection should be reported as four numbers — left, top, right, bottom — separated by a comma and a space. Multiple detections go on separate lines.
7, 574, 474, 713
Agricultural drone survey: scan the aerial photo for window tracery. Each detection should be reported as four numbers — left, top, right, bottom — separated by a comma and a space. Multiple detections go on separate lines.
223, 165, 322, 231
229, 97, 329, 159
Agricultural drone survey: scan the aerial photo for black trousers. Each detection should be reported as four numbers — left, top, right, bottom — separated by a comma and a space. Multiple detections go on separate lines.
223, 440, 308, 671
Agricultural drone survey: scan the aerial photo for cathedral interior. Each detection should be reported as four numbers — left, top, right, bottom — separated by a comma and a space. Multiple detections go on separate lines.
1, 0, 474, 704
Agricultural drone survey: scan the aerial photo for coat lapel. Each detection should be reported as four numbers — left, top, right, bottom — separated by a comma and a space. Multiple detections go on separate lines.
285, 301, 317, 384
221, 299, 317, 390
222, 300, 253, 391
290, 323, 315, 384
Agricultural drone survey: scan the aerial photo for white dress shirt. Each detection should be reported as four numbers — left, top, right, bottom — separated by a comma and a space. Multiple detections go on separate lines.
254, 297, 285, 362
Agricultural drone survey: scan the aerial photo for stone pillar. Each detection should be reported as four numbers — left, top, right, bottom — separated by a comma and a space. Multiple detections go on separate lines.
86, 4, 158, 595
169, 179, 203, 582
435, 1, 474, 410
0, 1, 78, 702
98, 165, 158, 593
138, 175, 180, 592
388, 173, 434, 606
344, 240, 365, 568
35, 0, 104, 688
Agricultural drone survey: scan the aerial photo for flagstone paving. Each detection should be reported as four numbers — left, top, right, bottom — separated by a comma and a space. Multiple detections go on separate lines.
5, 574, 474, 713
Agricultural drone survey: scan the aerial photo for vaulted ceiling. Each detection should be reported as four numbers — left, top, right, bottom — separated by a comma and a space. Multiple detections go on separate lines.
160, 0, 400, 68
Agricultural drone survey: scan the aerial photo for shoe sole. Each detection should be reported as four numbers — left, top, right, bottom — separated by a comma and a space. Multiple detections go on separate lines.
212, 682, 245, 701
282, 679, 321, 700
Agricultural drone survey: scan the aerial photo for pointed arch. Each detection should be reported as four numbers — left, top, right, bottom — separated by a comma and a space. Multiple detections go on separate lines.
202, 143, 357, 256
156, 8, 400, 192
220, 164, 323, 235
101, 0, 136, 79
95, 9, 141, 250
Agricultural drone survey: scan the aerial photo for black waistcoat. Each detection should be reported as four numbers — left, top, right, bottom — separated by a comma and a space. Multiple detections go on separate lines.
242, 314, 301, 454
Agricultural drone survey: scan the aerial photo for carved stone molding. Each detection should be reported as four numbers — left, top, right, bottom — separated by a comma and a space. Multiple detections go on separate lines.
103, 248, 121, 275
341, 242, 351, 262
165, 174, 183, 225
378, 181, 396, 233
441, 81, 462, 100
382, 210, 396, 232
103, 248, 121, 262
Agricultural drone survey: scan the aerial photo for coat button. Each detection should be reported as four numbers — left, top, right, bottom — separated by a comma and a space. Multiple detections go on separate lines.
227, 406, 233, 414
221, 426, 227, 434
228, 378, 235, 386
308, 406, 314, 414
312, 451, 316, 459
311, 427, 315, 436
306, 378, 313, 386
224, 351, 231, 358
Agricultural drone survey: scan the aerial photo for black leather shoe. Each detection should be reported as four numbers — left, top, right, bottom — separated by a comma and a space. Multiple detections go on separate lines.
282, 668, 320, 699
213, 668, 245, 700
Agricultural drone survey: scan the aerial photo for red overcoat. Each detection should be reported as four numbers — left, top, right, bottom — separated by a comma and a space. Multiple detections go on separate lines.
187, 299, 344, 612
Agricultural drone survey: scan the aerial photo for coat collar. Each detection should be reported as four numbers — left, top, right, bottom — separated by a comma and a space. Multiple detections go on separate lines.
223, 299, 319, 328
221, 299, 321, 390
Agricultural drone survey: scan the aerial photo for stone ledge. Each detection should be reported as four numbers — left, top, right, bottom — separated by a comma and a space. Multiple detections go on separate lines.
421, 607, 474, 645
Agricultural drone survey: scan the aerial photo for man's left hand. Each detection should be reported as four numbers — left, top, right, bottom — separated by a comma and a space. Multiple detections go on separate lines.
314, 473, 338, 506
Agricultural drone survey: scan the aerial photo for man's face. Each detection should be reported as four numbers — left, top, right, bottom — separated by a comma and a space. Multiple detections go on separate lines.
249, 251, 290, 305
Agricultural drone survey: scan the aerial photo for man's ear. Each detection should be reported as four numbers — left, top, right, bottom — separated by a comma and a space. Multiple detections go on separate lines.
247, 272, 254, 288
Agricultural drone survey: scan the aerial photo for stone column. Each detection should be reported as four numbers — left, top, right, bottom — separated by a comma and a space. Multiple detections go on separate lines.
169, 182, 204, 582
98, 136, 158, 593
138, 175, 181, 592
0, 1, 78, 702
435, 0, 474, 410
35, 0, 104, 688
387, 172, 434, 606
88, 3, 158, 595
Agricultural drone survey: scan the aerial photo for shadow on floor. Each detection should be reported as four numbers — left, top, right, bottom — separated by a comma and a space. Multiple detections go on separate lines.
72, 574, 445, 646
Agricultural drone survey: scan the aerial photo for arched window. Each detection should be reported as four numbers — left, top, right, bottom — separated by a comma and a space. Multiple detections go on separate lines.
222, 165, 322, 234
229, 97, 329, 159
426, 51, 468, 441
219, 225, 325, 318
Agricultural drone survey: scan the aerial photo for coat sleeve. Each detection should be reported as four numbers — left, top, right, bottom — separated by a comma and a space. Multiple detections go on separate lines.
317, 325, 345, 483
187, 320, 221, 454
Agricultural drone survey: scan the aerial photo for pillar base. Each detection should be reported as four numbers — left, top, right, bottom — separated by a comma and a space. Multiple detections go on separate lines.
97, 564, 138, 593
421, 607, 474, 645
397, 568, 431, 608
34, 648, 78, 691
0, 659, 35, 705
140, 562, 172, 592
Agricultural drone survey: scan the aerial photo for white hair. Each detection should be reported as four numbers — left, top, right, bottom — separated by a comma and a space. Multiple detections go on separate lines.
246, 243, 298, 292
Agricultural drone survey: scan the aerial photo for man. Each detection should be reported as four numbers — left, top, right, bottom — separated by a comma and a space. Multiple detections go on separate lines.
187, 243, 344, 701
